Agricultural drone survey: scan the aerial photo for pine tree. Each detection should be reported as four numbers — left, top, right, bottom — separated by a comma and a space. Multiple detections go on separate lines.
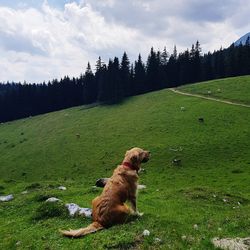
120, 52, 130, 96
82, 62, 97, 104
134, 54, 146, 94
146, 47, 160, 91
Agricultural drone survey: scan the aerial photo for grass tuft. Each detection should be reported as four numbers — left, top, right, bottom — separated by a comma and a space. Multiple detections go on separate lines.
32, 202, 67, 221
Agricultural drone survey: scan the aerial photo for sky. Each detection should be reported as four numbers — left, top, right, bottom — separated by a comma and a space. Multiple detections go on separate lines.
0, 0, 250, 83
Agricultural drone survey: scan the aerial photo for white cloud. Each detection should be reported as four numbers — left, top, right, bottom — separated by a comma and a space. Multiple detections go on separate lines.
0, 0, 249, 82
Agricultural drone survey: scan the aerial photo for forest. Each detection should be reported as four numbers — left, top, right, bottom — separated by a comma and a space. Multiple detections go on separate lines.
0, 39, 250, 122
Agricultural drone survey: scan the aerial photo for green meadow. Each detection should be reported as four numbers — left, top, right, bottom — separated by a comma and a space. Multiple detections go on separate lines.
0, 76, 249, 249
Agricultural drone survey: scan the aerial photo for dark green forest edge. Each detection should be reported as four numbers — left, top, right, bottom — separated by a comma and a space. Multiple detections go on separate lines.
1, 39, 250, 122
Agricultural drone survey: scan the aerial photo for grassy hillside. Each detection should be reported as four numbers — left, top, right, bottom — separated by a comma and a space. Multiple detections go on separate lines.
177, 75, 250, 105
0, 76, 249, 249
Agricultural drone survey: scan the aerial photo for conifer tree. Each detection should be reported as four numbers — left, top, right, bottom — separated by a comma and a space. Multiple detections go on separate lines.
134, 54, 146, 94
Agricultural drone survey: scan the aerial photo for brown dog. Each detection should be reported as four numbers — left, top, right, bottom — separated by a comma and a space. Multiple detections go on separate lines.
61, 147, 150, 237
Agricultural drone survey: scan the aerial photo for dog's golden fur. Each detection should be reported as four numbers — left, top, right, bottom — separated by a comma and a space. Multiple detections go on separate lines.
61, 147, 150, 238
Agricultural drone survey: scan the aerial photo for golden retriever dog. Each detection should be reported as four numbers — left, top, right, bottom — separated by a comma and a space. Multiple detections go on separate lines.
61, 147, 150, 238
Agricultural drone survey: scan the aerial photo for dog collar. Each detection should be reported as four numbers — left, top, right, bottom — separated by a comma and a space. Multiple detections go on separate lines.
122, 162, 137, 171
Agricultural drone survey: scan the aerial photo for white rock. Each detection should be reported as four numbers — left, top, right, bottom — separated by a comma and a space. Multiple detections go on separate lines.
138, 185, 146, 190
193, 224, 198, 230
78, 208, 92, 218
58, 186, 67, 191
0, 194, 14, 202
65, 203, 92, 218
16, 241, 21, 246
154, 237, 162, 243
65, 203, 80, 216
181, 235, 187, 241
143, 229, 150, 236
212, 237, 250, 250
223, 198, 227, 203
45, 197, 61, 203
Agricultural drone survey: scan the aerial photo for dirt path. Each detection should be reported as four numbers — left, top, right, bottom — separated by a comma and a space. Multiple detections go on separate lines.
170, 88, 250, 108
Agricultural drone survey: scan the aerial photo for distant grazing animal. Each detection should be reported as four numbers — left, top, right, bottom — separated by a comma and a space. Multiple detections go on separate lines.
198, 117, 204, 123
60, 147, 150, 238
172, 158, 181, 166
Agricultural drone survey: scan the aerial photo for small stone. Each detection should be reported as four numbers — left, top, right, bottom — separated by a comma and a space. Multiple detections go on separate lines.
154, 237, 162, 243
58, 186, 67, 191
223, 198, 227, 203
181, 235, 187, 241
138, 184, 146, 190
78, 208, 92, 218
142, 229, 150, 236
193, 224, 198, 230
65, 203, 80, 216
45, 197, 61, 203
16, 241, 21, 246
0, 194, 14, 202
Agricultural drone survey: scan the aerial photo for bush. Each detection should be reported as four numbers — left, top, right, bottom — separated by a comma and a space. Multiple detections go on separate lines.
32, 202, 67, 220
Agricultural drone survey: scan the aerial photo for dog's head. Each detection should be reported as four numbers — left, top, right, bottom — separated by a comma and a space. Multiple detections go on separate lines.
125, 147, 150, 166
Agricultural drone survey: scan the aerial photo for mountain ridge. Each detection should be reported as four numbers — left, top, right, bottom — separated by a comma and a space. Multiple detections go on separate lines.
234, 32, 250, 46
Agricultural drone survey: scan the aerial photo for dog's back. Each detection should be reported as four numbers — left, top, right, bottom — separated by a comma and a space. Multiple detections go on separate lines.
92, 165, 138, 227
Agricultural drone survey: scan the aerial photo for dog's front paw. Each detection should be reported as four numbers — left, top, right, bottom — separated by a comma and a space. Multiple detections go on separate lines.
134, 211, 144, 217
137, 212, 144, 217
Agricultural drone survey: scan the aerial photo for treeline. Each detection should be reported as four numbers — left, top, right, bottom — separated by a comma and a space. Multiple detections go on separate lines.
1, 40, 250, 122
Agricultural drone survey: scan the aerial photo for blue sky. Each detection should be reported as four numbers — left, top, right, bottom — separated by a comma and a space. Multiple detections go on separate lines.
0, 0, 70, 9
0, 0, 250, 82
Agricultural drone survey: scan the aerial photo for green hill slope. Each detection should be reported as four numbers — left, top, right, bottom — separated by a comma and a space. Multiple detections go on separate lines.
0, 76, 249, 249
178, 75, 250, 105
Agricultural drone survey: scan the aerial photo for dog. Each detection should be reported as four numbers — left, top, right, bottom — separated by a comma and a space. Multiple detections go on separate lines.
60, 147, 150, 238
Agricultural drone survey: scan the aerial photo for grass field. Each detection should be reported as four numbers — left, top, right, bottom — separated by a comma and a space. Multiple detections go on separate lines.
178, 75, 250, 105
0, 76, 249, 249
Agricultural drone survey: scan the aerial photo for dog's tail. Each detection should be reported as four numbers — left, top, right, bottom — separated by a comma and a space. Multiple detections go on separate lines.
60, 222, 104, 238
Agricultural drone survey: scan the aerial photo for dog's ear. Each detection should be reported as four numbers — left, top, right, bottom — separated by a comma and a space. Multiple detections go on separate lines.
131, 152, 140, 164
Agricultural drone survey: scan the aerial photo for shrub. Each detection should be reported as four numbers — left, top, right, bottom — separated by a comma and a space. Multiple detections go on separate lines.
32, 202, 67, 220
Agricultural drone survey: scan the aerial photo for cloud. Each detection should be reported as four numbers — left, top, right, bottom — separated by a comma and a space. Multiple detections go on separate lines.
0, 0, 250, 82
